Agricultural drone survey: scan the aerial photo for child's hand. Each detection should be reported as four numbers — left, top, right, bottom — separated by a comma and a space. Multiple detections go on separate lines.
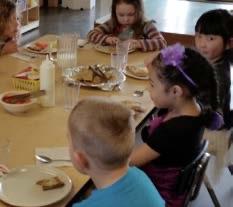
144, 52, 159, 67
129, 39, 141, 49
105, 37, 119, 45
0, 164, 9, 176
1, 40, 18, 55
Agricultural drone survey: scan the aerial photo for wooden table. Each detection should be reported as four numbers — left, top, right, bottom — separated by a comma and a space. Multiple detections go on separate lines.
0, 35, 154, 207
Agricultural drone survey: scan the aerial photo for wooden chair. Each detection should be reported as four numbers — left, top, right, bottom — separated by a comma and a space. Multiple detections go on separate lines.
175, 139, 211, 207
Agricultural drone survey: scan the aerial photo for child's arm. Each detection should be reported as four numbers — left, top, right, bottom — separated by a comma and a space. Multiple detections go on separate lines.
133, 21, 167, 52
130, 143, 160, 166
87, 20, 117, 45
1, 40, 18, 55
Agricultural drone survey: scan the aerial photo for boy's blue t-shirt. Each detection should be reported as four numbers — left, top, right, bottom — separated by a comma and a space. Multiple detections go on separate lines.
73, 167, 164, 207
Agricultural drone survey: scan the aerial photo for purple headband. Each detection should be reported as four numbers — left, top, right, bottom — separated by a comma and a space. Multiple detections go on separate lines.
160, 43, 197, 88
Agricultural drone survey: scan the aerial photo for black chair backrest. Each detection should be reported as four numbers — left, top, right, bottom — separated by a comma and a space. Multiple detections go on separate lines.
176, 139, 210, 202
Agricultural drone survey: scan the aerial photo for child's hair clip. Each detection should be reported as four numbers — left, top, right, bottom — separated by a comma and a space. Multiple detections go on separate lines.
160, 43, 185, 68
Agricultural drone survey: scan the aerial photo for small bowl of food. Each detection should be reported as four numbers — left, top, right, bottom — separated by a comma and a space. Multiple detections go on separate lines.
0, 90, 36, 114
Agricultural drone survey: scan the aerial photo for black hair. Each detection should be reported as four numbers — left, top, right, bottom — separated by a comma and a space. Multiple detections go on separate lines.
195, 9, 233, 45
111, 0, 145, 36
152, 46, 220, 128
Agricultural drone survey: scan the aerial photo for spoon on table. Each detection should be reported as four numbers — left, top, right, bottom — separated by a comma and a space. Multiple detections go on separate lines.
35, 155, 71, 164
133, 90, 144, 97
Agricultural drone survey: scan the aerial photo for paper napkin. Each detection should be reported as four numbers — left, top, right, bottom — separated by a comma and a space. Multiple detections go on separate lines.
35, 147, 72, 167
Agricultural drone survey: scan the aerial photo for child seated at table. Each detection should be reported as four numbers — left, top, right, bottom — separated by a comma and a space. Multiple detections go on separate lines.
0, 0, 20, 55
130, 44, 222, 207
87, 0, 166, 52
195, 9, 233, 176
195, 9, 233, 130
68, 97, 165, 207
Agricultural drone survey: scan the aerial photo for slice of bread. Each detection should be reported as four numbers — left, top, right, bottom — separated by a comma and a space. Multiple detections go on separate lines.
36, 176, 65, 191
127, 66, 148, 77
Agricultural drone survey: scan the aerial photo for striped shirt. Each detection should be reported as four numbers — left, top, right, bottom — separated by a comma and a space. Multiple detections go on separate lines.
88, 20, 167, 52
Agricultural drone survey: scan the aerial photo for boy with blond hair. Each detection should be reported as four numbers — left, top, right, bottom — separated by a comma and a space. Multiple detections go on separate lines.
68, 97, 164, 207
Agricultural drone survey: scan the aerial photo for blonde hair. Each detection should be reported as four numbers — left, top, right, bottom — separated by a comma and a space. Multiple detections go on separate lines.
0, 0, 16, 35
68, 97, 135, 169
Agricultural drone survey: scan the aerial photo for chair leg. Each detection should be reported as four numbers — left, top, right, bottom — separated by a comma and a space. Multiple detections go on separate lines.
204, 176, 221, 207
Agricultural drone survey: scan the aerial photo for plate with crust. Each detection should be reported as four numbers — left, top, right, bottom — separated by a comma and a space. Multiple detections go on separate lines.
63, 64, 126, 90
0, 165, 72, 207
124, 65, 149, 80
94, 44, 135, 54
25, 41, 57, 54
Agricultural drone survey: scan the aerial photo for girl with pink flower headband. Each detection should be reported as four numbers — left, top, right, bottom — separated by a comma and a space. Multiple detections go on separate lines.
130, 43, 222, 207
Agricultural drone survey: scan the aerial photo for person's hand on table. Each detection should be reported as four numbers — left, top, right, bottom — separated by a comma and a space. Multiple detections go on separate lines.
129, 39, 141, 50
0, 164, 9, 176
1, 40, 18, 55
144, 52, 159, 68
105, 36, 119, 45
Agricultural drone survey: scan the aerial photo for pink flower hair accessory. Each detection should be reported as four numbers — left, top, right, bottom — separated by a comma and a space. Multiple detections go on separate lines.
160, 43, 197, 88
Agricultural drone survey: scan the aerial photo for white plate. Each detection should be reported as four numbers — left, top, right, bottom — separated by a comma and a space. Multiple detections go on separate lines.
63, 65, 126, 91
94, 44, 135, 54
0, 165, 72, 207
124, 66, 149, 80
25, 43, 57, 54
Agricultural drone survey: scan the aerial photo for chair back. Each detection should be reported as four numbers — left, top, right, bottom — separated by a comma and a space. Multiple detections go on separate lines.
176, 139, 210, 206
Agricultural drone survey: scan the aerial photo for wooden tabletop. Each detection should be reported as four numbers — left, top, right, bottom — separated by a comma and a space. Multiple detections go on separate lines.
0, 35, 154, 207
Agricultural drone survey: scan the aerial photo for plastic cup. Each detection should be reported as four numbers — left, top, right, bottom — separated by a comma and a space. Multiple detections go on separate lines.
63, 78, 80, 111
111, 52, 127, 72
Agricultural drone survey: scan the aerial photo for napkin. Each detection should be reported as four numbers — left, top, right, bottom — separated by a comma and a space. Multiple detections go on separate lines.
11, 51, 38, 62
35, 147, 72, 167
78, 39, 88, 47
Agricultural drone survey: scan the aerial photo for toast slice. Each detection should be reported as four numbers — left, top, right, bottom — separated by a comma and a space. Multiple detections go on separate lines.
36, 176, 65, 191
127, 66, 148, 77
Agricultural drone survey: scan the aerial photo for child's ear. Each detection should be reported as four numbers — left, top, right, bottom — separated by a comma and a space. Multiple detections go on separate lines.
73, 151, 90, 172
171, 85, 183, 97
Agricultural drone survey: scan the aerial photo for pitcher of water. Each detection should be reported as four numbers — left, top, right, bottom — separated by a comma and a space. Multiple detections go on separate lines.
51, 33, 78, 75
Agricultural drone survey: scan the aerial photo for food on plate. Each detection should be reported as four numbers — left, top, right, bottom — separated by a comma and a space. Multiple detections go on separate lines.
27, 41, 48, 52
121, 100, 145, 116
74, 65, 114, 84
14, 67, 39, 80
2, 93, 31, 104
36, 176, 65, 191
95, 45, 116, 54
95, 45, 135, 54
126, 65, 148, 77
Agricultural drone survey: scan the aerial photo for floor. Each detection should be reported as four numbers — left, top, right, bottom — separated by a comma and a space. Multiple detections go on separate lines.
22, 0, 233, 206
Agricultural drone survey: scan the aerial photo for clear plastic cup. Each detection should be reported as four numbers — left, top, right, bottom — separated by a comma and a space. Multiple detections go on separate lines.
111, 52, 127, 72
63, 78, 80, 111
116, 40, 130, 63
116, 40, 130, 54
